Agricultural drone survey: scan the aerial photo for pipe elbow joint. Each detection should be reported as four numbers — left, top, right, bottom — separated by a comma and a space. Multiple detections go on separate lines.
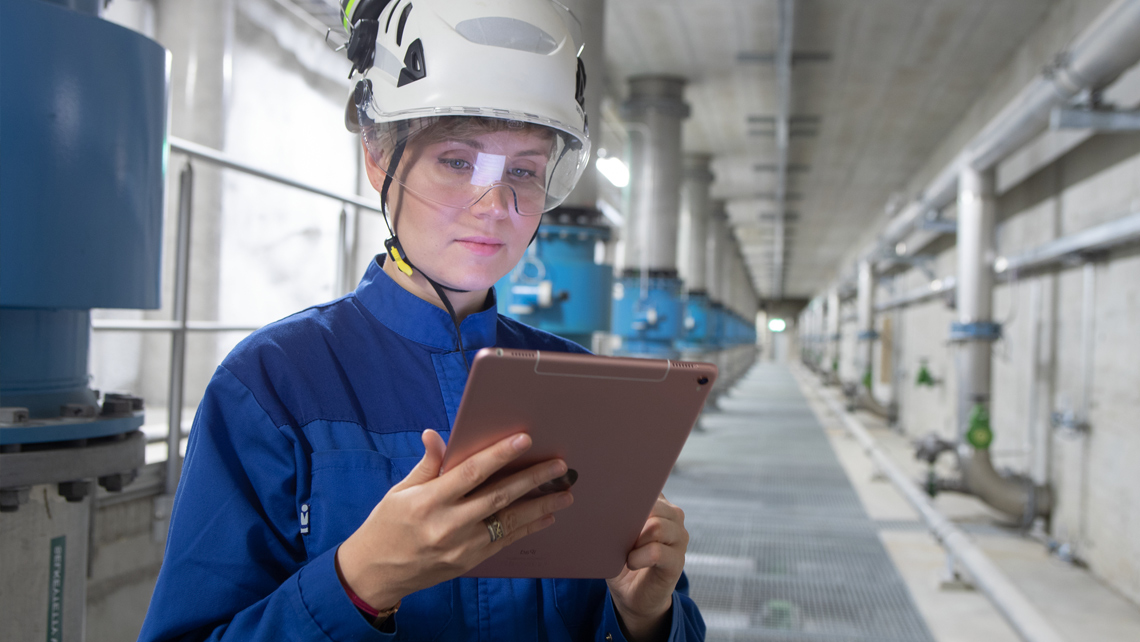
958, 447, 1053, 524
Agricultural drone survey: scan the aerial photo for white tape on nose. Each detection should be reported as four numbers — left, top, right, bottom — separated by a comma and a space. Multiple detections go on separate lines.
471, 153, 506, 186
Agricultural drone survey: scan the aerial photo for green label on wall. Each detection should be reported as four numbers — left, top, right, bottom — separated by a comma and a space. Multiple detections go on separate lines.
46, 536, 65, 642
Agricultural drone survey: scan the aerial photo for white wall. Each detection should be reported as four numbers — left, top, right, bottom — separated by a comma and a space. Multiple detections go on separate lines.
833, 0, 1140, 606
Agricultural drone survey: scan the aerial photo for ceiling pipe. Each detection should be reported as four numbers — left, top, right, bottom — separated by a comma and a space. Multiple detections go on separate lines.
770, 0, 795, 299
870, 0, 1140, 260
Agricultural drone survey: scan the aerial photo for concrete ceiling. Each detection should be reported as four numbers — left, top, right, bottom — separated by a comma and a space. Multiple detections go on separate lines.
304, 0, 1057, 301
604, 0, 1056, 300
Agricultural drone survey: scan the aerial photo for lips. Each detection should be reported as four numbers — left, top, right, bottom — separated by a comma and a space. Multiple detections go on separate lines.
455, 236, 504, 256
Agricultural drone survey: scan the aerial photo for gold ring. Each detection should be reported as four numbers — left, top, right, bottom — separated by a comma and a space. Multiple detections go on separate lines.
484, 514, 505, 543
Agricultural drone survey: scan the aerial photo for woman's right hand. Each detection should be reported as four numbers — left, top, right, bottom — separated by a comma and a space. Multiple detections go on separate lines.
335, 429, 573, 611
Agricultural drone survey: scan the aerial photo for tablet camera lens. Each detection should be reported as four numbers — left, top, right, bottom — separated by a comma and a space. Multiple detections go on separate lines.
697, 376, 709, 385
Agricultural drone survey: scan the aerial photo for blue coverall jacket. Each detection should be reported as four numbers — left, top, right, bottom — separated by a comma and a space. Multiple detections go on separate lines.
138, 257, 706, 641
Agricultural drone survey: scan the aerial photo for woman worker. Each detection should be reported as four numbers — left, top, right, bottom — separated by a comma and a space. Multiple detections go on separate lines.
138, 0, 704, 640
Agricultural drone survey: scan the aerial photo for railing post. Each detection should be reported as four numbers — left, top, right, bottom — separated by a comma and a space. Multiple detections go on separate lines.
166, 162, 194, 497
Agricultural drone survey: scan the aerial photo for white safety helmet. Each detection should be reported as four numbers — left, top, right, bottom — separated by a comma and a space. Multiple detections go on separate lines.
342, 0, 591, 217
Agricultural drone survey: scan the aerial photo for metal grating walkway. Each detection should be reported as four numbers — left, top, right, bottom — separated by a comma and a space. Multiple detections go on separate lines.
666, 363, 935, 642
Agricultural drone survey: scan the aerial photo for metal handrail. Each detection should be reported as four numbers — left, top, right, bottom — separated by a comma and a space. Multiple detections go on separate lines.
93, 137, 379, 501
169, 137, 383, 213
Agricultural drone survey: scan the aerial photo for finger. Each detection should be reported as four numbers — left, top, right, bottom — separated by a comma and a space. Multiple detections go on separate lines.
632, 515, 688, 550
487, 510, 557, 551
461, 458, 569, 521
438, 433, 532, 499
649, 495, 684, 522
625, 542, 685, 573
486, 490, 574, 541
392, 429, 447, 490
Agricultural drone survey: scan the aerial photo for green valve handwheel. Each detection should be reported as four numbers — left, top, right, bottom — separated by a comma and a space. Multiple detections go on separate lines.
966, 404, 994, 449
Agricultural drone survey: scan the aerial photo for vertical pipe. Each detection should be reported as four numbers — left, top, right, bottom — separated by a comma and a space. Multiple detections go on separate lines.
856, 260, 876, 387
613, 76, 689, 356
166, 164, 193, 496
561, 0, 605, 211
827, 286, 840, 377
335, 206, 349, 296
1078, 262, 1097, 428
955, 167, 1052, 521
620, 76, 689, 273
955, 167, 995, 442
1027, 279, 1049, 485
679, 154, 714, 293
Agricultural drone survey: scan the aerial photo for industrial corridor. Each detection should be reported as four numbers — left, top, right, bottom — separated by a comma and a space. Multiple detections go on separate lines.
5, 0, 1140, 640
667, 363, 935, 641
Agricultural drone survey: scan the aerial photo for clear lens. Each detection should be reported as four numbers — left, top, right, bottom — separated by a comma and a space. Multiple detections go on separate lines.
361, 114, 588, 216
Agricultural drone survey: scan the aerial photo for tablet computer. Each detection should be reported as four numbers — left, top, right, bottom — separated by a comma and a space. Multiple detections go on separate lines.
439, 347, 717, 578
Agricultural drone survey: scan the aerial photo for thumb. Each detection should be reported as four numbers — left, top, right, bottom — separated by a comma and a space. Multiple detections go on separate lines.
394, 429, 446, 489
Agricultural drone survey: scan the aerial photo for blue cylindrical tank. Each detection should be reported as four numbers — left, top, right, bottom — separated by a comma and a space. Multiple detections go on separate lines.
0, 0, 166, 431
496, 208, 613, 349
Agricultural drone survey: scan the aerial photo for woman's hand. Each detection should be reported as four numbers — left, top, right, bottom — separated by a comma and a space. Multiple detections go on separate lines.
606, 494, 689, 642
336, 429, 574, 611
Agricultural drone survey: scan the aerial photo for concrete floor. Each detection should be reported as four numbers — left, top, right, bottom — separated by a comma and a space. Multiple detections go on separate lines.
788, 363, 1140, 642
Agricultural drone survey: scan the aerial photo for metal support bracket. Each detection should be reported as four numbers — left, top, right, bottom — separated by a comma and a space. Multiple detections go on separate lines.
1050, 107, 1140, 131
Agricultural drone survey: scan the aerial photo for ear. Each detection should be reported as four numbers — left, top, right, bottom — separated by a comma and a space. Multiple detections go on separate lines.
362, 139, 388, 194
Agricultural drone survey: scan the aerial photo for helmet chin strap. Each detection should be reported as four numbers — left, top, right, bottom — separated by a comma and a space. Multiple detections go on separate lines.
379, 120, 473, 372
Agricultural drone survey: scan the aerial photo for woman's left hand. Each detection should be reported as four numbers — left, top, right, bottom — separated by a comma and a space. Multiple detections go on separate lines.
606, 494, 689, 642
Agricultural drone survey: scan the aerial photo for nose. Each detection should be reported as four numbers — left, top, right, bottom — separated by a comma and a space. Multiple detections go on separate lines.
469, 184, 513, 219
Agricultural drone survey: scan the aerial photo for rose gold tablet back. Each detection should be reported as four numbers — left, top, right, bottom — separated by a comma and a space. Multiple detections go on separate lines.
440, 348, 717, 579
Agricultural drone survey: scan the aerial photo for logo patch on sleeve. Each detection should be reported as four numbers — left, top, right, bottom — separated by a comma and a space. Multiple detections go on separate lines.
300, 503, 310, 535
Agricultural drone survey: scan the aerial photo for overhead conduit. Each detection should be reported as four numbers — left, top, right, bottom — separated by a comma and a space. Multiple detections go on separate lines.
873, 0, 1140, 257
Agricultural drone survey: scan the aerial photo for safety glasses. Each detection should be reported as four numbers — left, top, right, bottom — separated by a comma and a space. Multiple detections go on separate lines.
362, 114, 589, 216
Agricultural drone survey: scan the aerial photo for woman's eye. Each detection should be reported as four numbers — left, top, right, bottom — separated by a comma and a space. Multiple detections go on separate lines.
508, 167, 537, 180
441, 158, 472, 170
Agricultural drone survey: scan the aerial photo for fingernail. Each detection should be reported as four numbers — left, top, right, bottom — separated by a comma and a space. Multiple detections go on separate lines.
551, 460, 567, 476
556, 492, 574, 509
512, 434, 529, 451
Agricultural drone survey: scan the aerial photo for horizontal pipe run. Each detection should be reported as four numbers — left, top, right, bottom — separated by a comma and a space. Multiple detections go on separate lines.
867, 0, 1140, 260
876, 277, 957, 312
998, 210, 1140, 274
877, 207, 1140, 312
169, 137, 384, 213
802, 375, 1068, 642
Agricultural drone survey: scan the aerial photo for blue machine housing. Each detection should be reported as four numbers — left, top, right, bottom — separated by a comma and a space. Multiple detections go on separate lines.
676, 291, 713, 352
495, 209, 613, 349
611, 271, 683, 358
0, 0, 167, 442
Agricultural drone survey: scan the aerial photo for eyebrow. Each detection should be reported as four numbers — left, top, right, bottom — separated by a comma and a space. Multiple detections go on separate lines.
448, 138, 548, 158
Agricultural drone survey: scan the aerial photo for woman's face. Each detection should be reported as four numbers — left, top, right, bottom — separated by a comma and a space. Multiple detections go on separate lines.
366, 126, 551, 292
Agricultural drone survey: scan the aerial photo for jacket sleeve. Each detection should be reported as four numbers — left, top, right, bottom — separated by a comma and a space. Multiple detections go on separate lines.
598, 574, 706, 642
137, 365, 393, 642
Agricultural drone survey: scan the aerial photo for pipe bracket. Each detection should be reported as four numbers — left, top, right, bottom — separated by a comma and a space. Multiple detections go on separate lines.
949, 321, 1002, 342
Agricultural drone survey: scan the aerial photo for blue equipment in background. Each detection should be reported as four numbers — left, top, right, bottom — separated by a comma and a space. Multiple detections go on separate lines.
611, 270, 683, 358
0, 1, 166, 636
496, 208, 613, 349
676, 291, 714, 352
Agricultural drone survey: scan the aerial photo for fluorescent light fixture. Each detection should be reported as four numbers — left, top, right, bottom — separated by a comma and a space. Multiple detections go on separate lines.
596, 156, 630, 188
768, 318, 786, 332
